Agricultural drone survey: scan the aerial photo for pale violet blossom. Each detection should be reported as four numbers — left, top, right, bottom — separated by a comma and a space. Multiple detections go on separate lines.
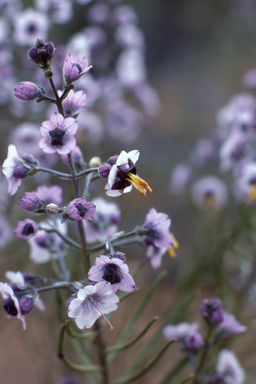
215, 349, 246, 384
68, 282, 119, 329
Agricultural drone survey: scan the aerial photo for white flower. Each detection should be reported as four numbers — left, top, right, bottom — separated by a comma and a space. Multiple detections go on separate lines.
68, 282, 119, 329
216, 349, 246, 384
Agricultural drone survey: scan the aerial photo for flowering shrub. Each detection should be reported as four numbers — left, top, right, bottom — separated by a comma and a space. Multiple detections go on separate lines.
0, 1, 253, 384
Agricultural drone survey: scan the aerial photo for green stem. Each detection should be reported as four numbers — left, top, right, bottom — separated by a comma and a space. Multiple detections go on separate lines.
104, 317, 158, 353
111, 340, 175, 384
95, 320, 109, 384
192, 326, 212, 384
58, 324, 103, 373
178, 373, 194, 384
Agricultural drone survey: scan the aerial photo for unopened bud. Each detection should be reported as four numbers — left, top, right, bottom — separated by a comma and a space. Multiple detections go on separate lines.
89, 156, 101, 168
98, 163, 111, 178
46, 203, 59, 214
14, 81, 45, 101
19, 297, 33, 315
17, 193, 46, 213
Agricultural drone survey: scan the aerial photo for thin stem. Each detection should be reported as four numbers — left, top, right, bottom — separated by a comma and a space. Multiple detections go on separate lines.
35, 166, 98, 180
41, 226, 82, 250
192, 326, 212, 384
49, 77, 64, 115
94, 319, 110, 384
88, 229, 144, 252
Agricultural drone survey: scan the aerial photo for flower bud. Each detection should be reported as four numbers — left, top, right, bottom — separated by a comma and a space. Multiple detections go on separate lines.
89, 156, 101, 168
19, 297, 33, 315
211, 309, 224, 324
14, 81, 45, 101
17, 193, 46, 213
46, 203, 59, 214
107, 155, 118, 166
184, 332, 204, 350
98, 163, 111, 178
28, 39, 56, 69
21, 153, 39, 166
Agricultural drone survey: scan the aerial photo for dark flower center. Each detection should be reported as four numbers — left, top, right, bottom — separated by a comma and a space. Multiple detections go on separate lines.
76, 203, 88, 218
2, 297, 18, 316
103, 264, 122, 284
22, 223, 34, 237
27, 23, 37, 34
112, 158, 136, 190
49, 128, 65, 146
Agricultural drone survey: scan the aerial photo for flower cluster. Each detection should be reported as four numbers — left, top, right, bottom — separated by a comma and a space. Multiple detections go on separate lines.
163, 296, 246, 383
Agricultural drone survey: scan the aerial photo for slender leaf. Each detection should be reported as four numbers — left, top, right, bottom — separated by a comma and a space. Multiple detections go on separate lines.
104, 317, 158, 353
111, 340, 176, 384
107, 271, 167, 364
124, 291, 198, 376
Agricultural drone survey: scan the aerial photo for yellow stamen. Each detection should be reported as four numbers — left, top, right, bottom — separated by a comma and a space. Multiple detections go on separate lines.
168, 233, 179, 258
126, 172, 152, 196
249, 184, 256, 200
204, 192, 215, 206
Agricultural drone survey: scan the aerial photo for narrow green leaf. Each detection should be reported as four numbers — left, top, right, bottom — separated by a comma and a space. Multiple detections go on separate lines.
111, 340, 176, 384
107, 270, 167, 364
66, 320, 97, 339
124, 290, 198, 376
57, 323, 102, 383
104, 317, 158, 353
178, 373, 194, 384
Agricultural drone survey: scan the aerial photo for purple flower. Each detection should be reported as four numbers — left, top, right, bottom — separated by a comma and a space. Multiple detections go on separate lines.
242, 69, 256, 89
17, 193, 46, 213
169, 163, 192, 194
35, 185, 63, 205
88, 254, 135, 292
5, 271, 45, 311
83, 197, 121, 243
2, 145, 29, 195
67, 281, 119, 329
217, 311, 247, 336
190, 138, 215, 166
99, 163, 112, 179
13, 9, 49, 46
105, 150, 152, 197
39, 112, 78, 155
63, 54, 92, 86
58, 89, 86, 117
142, 208, 175, 268
192, 176, 228, 209
28, 220, 67, 263
14, 81, 45, 101
184, 332, 204, 350
200, 297, 224, 325
35, 0, 73, 25
235, 162, 256, 202
215, 349, 246, 384
66, 198, 96, 221
0, 282, 26, 330
163, 322, 200, 342
28, 39, 55, 67
14, 219, 38, 239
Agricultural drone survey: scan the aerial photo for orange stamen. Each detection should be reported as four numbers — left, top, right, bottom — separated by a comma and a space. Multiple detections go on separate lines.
126, 172, 152, 196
